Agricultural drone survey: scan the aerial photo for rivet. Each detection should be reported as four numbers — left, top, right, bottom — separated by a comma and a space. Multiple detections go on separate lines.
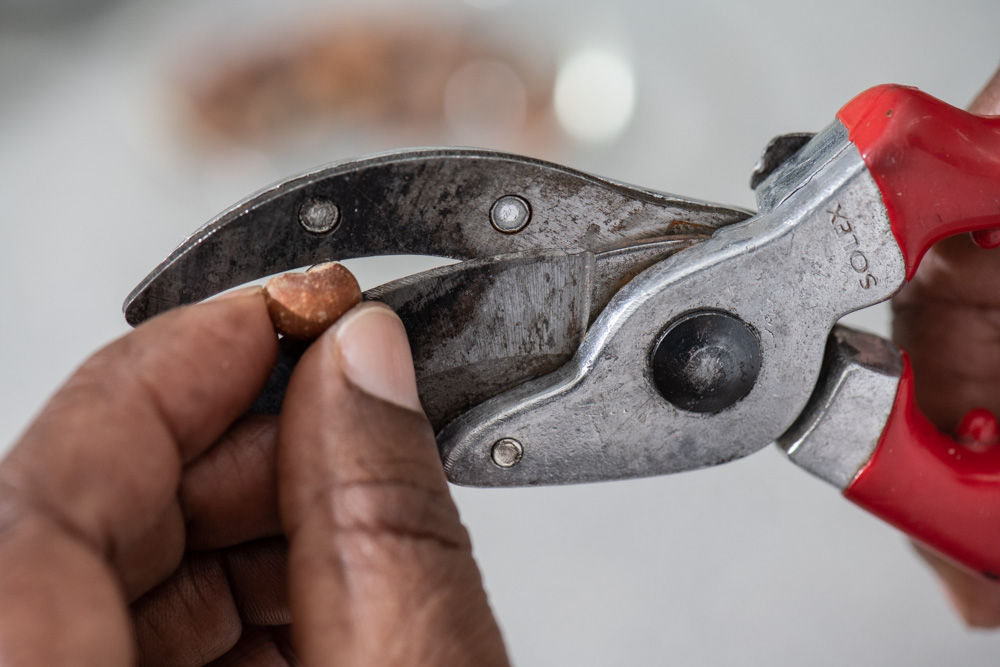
489, 195, 531, 233
299, 197, 340, 234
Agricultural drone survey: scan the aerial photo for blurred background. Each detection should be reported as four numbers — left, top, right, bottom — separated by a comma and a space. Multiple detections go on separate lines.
2, 0, 1000, 664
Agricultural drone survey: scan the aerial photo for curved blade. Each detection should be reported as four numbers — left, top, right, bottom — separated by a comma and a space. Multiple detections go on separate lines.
124, 148, 750, 325
252, 237, 703, 431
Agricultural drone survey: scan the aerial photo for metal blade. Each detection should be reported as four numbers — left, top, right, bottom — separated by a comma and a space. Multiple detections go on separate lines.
252, 237, 701, 430
124, 148, 750, 325
373, 250, 594, 429
437, 123, 905, 487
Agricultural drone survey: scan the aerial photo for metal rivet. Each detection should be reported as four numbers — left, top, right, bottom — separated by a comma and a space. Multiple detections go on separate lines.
299, 197, 340, 234
491, 438, 523, 468
490, 195, 531, 233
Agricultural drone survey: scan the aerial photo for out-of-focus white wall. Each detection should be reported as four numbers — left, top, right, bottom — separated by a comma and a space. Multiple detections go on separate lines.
2, 0, 999, 664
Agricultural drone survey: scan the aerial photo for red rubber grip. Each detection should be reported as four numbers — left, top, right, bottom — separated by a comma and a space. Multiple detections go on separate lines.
837, 84, 1000, 278
844, 355, 1000, 577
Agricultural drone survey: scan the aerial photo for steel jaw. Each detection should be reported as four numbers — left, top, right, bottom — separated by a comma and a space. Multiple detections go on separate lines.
123, 148, 753, 465
438, 123, 906, 487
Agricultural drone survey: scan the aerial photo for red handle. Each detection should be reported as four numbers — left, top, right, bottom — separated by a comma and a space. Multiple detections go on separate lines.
844, 356, 1000, 577
836, 85, 1000, 575
837, 84, 1000, 278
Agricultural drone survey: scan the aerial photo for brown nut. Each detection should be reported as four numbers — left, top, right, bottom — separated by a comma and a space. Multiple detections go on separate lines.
263, 262, 362, 340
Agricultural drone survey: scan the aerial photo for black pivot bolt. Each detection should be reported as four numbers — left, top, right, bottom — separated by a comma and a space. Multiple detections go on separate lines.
651, 311, 762, 414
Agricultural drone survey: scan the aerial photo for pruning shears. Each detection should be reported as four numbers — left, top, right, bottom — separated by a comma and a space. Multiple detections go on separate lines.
125, 85, 1000, 578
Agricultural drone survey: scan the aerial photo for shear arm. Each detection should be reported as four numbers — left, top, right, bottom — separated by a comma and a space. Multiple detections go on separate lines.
124, 148, 747, 326
846, 357, 1000, 578
122, 85, 1000, 576
783, 87, 1000, 577
779, 327, 1000, 578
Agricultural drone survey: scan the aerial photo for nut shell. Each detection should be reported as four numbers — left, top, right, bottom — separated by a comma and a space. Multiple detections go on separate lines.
263, 262, 362, 339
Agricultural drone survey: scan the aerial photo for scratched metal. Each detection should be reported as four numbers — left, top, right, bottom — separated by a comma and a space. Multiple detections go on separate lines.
371, 250, 594, 429
380, 238, 702, 427
439, 123, 907, 486
778, 326, 902, 489
251, 237, 702, 429
749, 132, 815, 190
124, 148, 750, 325
754, 123, 845, 213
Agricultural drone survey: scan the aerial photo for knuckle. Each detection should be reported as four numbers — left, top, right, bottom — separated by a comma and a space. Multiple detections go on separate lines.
330, 477, 471, 554
132, 555, 242, 665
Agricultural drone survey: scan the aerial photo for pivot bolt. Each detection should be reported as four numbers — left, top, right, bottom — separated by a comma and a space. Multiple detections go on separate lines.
651, 311, 761, 414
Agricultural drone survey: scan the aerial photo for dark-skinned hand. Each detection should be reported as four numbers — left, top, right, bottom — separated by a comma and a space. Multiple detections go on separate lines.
0, 291, 510, 665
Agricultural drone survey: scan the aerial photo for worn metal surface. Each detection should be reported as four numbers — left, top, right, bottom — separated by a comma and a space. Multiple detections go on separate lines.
587, 238, 700, 325
124, 132, 908, 490
438, 123, 907, 486
489, 195, 532, 233
754, 122, 847, 213
491, 438, 524, 468
650, 310, 762, 414
749, 132, 816, 190
378, 237, 705, 428
124, 148, 749, 325
251, 237, 702, 429
777, 326, 902, 489
371, 250, 594, 429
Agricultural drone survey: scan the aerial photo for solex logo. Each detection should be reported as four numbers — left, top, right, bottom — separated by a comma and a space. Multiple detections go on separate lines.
828, 204, 878, 290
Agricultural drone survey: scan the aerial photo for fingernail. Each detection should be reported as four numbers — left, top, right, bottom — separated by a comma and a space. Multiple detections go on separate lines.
334, 304, 423, 412
215, 285, 263, 301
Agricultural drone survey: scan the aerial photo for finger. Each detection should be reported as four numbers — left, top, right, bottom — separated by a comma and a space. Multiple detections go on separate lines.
0, 510, 131, 664
117, 414, 282, 602
279, 303, 509, 666
132, 538, 290, 667
915, 545, 1000, 627
893, 65, 1000, 426
207, 626, 297, 667
224, 537, 290, 626
0, 291, 278, 663
2, 288, 276, 560
892, 236, 1000, 428
132, 553, 242, 667
116, 498, 186, 601
969, 63, 1000, 115
181, 414, 282, 551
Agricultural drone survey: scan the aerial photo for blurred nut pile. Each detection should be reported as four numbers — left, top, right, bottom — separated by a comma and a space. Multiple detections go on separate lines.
175, 17, 556, 152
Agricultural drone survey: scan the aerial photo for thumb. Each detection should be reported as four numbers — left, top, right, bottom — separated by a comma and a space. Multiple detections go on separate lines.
277, 302, 509, 666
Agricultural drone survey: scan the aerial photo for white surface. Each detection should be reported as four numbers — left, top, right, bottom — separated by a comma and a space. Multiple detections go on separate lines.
2, 0, 999, 664
554, 48, 636, 142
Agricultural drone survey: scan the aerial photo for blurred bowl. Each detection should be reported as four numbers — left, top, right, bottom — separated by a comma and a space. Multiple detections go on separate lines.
172, 15, 558, 156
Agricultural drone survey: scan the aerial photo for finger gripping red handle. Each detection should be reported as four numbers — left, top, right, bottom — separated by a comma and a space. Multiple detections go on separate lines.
844, 355, 1000, 577
838, 84, 1000, 278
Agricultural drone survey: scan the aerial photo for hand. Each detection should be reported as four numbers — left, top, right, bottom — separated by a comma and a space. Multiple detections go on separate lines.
892, 64, 1000, 627
0, 290, 509, 665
